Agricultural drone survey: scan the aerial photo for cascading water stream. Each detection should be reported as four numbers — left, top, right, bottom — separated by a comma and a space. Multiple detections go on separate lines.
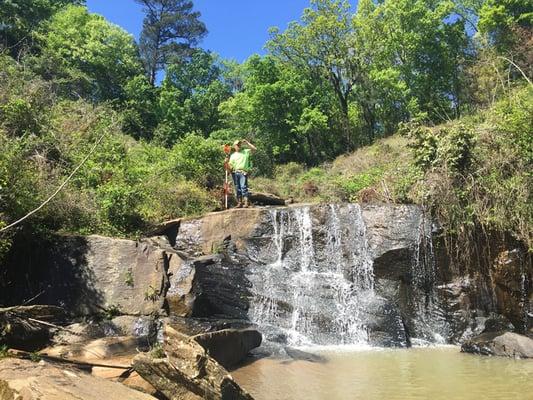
248, 204, 376, 346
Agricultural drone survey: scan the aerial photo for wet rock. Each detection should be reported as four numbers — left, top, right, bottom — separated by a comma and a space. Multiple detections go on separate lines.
0, 358, 156, 400
461, 331, 533, 358
133, 325, 254, 400
492, 248, 531, 331
284, 347, 327, 363
365, 296, 410, 347
361, 204, 423, 278
146, 220, 181, 246
166, 251, 252, 319
193, 329, 262, 368
482, 313, 515, 333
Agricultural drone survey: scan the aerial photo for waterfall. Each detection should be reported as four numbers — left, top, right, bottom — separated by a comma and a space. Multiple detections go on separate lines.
248, 204, 375, 346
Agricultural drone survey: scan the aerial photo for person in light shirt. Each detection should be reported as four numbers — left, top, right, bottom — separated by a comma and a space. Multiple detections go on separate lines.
225, 139, 256, 208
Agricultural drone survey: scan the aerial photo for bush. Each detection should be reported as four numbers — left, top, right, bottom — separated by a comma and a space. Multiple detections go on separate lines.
171, 134, 225, 188
336, 167, 384, 201
0, 99, 41, 137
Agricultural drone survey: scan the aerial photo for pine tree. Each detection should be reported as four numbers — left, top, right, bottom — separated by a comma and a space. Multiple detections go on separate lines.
136, 0, 207, 85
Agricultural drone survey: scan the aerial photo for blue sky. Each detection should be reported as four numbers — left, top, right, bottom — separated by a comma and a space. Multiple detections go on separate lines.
85, 0, 335, 62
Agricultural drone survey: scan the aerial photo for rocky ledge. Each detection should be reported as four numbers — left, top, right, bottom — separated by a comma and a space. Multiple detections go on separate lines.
461, 331, 533, 358
0, 203, 531, 399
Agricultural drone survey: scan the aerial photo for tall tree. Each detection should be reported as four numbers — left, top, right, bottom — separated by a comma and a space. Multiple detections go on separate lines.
136, 0, 207, 85
267, 0, 365, 149
40, 5, 143, 101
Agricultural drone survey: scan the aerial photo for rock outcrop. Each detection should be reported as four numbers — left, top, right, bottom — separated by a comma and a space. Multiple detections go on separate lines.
133, 326, 254, 400
1, 235, 170, 316
461, 331, 533, 358
1, 202, 530, 356
0, 358, 156, 400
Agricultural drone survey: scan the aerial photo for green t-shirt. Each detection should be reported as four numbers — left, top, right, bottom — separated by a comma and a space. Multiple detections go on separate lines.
229, 148, 252, 172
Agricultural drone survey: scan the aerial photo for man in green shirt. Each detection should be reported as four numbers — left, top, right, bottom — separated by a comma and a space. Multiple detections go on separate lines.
226, 139, 256, 208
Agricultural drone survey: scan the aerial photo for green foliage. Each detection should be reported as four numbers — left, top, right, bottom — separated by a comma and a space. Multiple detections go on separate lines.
122, 75, 159, 140
406, 123, 477, 173
38, 5, 143, 101
0, 0, 531, 261
0, 0, 84, 56
150, 343, 165, 358
479, 0, 533, 49
103, 304, 122, 319
490, 86, 533, 163
124, 269, 134, 287
170, 134, 224, 187
144, 286, 159, 302
336, 168, 385, 201
0, 99, 41, 137
0, 345, 8, 359
154, 50, 232, 144
29, 352, 42, 362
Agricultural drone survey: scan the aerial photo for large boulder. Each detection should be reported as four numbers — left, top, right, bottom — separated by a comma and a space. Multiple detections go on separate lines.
73, 236, 169, 316
461, 331, 533, 358
166, 254, 252, 319
174, 208, 265, 256
193, 328, 262, 368
0, 358, 156, 400
133, 326, 254, 400
1, 235, 169, 317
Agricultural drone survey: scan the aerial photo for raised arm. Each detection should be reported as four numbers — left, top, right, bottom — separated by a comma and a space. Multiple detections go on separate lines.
243, 139, 257, 152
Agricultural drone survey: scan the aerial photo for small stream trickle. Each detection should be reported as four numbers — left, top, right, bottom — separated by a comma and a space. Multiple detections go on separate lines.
410, 211, 448, 344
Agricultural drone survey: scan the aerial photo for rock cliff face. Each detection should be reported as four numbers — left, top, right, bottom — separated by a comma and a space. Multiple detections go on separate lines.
1, 203, 531, 348
163, 204, 531, 347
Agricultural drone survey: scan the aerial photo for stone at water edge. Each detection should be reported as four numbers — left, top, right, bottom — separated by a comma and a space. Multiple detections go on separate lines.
133, 325, 254, 400
0, 358, 156, 400
192, 328, 262, 369
461, 331, 533, 358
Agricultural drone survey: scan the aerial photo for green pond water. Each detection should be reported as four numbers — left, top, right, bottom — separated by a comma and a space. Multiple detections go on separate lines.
231, 346, 533, 400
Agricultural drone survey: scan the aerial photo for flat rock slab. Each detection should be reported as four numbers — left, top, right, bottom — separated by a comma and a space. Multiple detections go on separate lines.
461, 331, 533, 358
40, 335, 149, 364
0, 358, 156, 400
